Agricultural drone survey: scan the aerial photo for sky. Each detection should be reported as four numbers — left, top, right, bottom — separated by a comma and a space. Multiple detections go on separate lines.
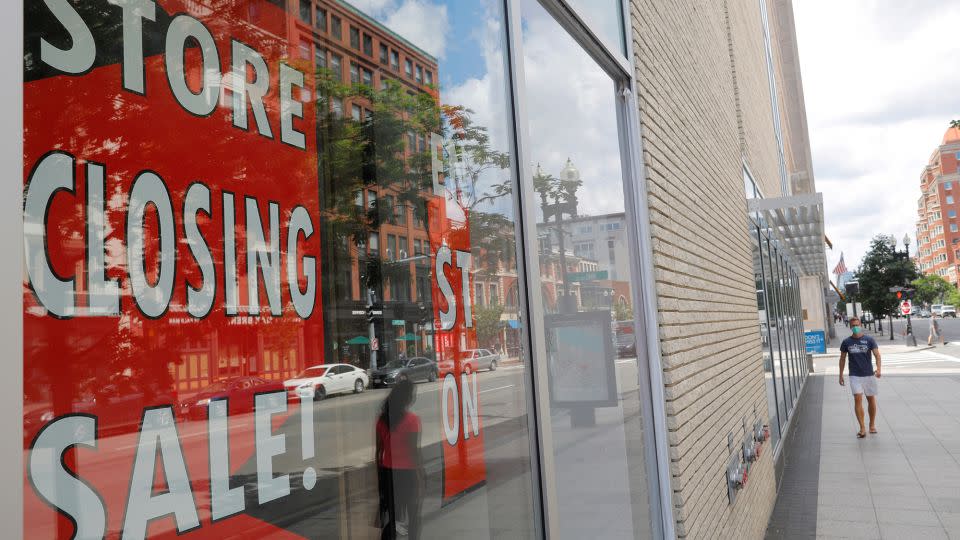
792, 0, 960, 274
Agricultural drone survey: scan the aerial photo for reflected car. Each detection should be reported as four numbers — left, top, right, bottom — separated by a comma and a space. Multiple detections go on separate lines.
24, 374, 177, 444
178, 376, 285, 421
283, 364, 369, 401
463, 349, 500, 373
370, 357, 438, 387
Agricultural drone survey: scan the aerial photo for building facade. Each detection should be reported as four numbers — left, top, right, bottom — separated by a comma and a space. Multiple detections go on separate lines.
916, 127, 960, 284
6, 0, 826, 539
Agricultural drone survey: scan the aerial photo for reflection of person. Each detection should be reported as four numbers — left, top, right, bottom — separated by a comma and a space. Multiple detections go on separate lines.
928, 314, 944, 346
839, 317, 882, 438
375, 379, 422, 539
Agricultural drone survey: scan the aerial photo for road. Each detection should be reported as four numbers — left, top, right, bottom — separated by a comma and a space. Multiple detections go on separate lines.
867, 315, 960, 346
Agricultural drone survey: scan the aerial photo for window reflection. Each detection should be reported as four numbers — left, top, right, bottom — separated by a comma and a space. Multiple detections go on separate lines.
23, 0, 536, 538
520, 0, 652, 538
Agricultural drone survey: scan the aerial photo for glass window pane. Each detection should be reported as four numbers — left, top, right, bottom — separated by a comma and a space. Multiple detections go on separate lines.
23, 1, 538, 538
565, 0, 626, 55
753, 227, 781, 446
765, 237, 789, 425
520, 1, 653, 538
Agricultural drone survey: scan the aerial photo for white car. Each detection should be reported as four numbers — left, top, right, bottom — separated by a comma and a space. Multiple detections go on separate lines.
283, 364, 369, 401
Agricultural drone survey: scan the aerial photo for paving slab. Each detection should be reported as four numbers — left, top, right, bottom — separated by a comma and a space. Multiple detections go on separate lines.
767, 347, 960, 538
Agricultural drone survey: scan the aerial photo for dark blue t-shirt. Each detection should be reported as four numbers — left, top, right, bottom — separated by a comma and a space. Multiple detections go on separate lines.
840, 335, 877, 376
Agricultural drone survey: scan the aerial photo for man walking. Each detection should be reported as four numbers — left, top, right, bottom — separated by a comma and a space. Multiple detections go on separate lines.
839, 316, 882, 438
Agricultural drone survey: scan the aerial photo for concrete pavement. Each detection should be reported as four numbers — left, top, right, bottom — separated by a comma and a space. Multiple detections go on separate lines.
766, 347, 960, 539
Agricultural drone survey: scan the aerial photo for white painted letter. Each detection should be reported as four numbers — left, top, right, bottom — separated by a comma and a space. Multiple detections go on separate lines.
287, 206, 316, 318
231, 41, 273, 137
86, 162, 121, 316
208, 400, 244, 520
279, 64, 306, 149
436, 246, 456, 331
255, 392, 290, 504
122, 408, 200, 539
127, 171, 175, 318
107, 0, 156, 94
40, 0, 96, 73
165, 14, 221, 116
441, 374, 460, 446
246, 198, 281, 316
184, 183, 214, 318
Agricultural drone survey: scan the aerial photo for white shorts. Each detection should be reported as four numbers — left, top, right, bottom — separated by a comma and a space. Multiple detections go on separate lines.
850, 375, 878, 397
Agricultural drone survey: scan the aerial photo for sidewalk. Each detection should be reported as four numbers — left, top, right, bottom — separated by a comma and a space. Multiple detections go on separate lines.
766, 348, 960, 539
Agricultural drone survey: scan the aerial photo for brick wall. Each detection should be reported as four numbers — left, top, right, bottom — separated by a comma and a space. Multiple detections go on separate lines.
630, 0, 783, 537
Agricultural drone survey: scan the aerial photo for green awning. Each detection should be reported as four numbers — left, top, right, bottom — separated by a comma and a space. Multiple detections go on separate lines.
345, 336, 370, 345
395, 333, 421, 342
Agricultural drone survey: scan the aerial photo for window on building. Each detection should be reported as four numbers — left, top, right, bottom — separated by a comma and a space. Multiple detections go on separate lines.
362, 68, 373, 86
398, 236, 408, 258
949, 196, 955, 204
330, 14, 342, 39
950, 210, 957, 218
952, 224, 958, 233
405, 59, 413, 77
390, 50, 400, 71
948, 181, 954, 190
380, 78, 389, 91
351, 104, 362, 121
425, 70, 433, 85
331, 96, 343, 117
363, 34, 373, 56
475, 283, 485, 306
379, 44, 389, 65
490, 284, 499, 305
315, 7, 326, 31
299, 41, 311, 60
299, 0, 311, 23
416, 65, 423, 83
330, 54, 342, 81
367, 190, 376, 209
414, 239, 423, 256
368, 232, 379, 256
387, 234, 397, 260
349, 26, 360, 49
314, 47, 326, 69
349, 62, 359, 84
394, 203, 405, 224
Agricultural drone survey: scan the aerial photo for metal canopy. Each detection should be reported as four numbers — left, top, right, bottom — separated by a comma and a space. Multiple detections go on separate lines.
748, 193, 827, 278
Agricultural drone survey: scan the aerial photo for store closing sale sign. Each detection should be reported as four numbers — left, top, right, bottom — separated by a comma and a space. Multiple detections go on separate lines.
23, 0, 485, 538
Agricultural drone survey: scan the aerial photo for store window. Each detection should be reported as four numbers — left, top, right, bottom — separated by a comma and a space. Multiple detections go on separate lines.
22, 1, 539, 539
752, 226, 781, 446
519, 0, 652, 538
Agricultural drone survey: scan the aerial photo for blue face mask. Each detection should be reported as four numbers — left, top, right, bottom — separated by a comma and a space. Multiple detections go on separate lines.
852, 326, 862, 334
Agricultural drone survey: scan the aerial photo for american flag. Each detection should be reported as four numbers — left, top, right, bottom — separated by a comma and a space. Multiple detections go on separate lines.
833, 253, 847, 276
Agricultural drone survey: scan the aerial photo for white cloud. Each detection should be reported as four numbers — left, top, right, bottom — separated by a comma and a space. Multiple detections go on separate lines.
794, 1, 960, 271
382, 0, 449, 59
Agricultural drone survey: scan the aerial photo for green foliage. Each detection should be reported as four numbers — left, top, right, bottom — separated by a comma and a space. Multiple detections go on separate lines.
855, 235, 920, 319
911, 274, 954, 306
613, 302, 634, 321
474, 303, 505, 350
946, 288, 960, 308
951, 119, 960, 130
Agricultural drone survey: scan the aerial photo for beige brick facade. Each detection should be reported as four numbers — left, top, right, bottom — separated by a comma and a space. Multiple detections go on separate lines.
630, 0, 801, 537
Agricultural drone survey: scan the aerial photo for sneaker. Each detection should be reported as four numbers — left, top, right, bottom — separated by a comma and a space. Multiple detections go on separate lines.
396, 522, 408, 536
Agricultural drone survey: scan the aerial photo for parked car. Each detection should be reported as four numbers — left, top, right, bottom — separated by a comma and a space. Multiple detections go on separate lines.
283, 364, 369, 401
24, 373, 176, 444
941, 305, 956, 317
178, 376, 285, 421
920, 309, 931, 318
932, 304, 944, 316
370, 357, 438, 387
462, 349, 500, 373
615, 319, 638, 358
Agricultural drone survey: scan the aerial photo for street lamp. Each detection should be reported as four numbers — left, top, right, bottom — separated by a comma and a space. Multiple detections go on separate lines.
903, 234, 911, 258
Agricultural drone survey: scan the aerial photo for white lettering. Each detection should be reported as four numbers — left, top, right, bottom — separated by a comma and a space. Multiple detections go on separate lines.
279, 64, 306, 149
40, 0, 96, 73
208, 400, 244, 521
441, 374, 460, 446
287, 206, 316, 318
254, 392, 289, 504
246, 198, 281, 316
165, 15, 221, 116
86, 162, 121, 316
184, 183, 215, 318
127, 171, 176, 318
107, 0, 156, 94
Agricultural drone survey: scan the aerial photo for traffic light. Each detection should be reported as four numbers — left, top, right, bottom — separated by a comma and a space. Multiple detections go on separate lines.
897, 291, 903, 300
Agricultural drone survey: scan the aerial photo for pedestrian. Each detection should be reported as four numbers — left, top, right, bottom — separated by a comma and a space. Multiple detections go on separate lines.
839, 316, 882, 438
928, 313, 945, 346
375, 379, 422, 540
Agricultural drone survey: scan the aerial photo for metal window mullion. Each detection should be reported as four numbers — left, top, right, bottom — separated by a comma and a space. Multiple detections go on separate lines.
503, 1, 559, 538
537, 0, 632, 80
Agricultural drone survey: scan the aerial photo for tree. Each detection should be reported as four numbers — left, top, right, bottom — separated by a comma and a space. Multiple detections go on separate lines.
951, 119, 960, 130
855, 235, 920, 321
911, 274, 954, 306
474, 303, 505, 351
613, 302, 634, 321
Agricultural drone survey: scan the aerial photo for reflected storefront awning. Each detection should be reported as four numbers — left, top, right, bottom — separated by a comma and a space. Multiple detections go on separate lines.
345, 336, 371, 345
748, 193, 827, 278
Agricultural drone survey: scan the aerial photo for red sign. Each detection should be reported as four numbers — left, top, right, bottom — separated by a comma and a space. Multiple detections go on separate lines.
901, 300, 912, 315
23, 1, 486, 537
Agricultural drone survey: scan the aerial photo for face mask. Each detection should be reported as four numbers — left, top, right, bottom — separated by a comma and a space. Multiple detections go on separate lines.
852, 326, 862, 334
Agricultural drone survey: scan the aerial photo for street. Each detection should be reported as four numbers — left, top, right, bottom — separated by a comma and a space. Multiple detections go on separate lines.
862, 316, 960, 347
